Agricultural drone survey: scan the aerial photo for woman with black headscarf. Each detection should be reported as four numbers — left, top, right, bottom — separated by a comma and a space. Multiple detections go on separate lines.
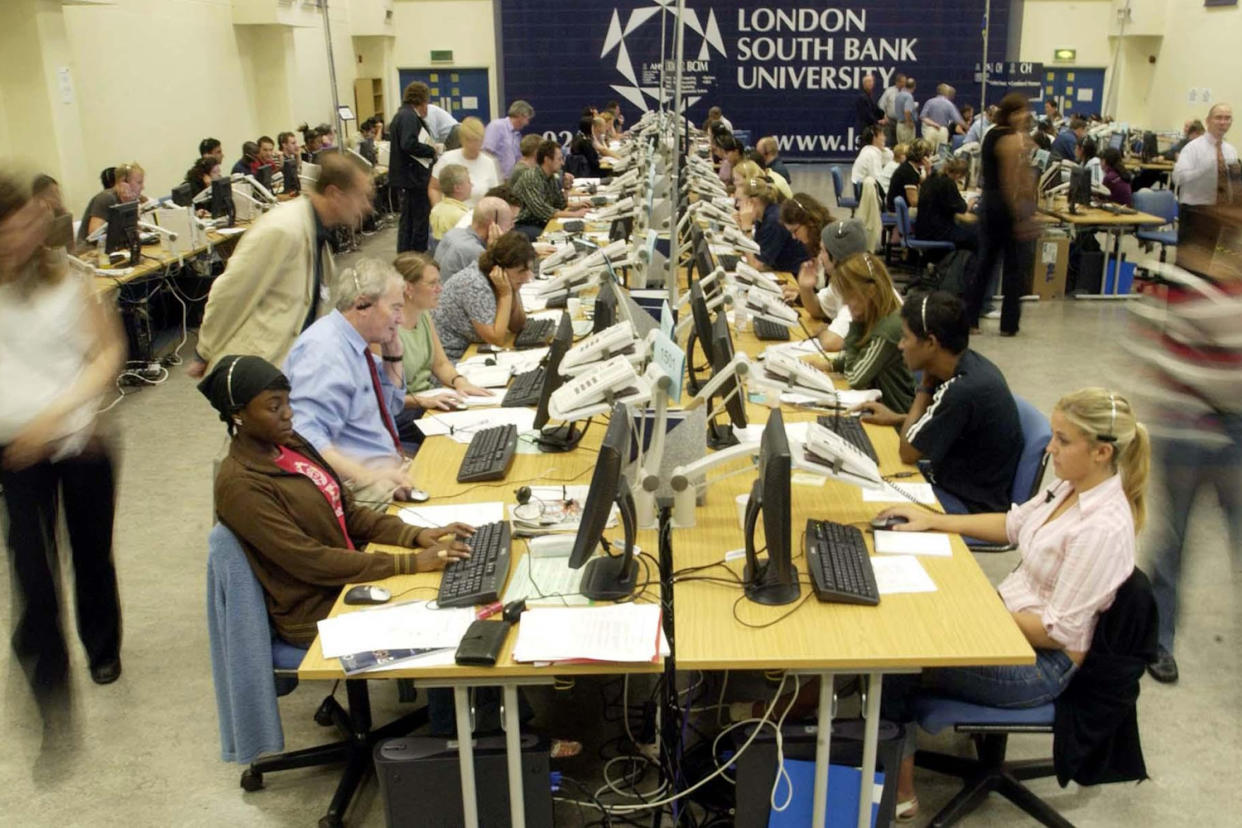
200, 355, 474, 647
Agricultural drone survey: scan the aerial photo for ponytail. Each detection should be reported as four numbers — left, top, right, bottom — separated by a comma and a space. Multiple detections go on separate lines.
1118, 420, 1150, 532
1055, 388, 1150, 532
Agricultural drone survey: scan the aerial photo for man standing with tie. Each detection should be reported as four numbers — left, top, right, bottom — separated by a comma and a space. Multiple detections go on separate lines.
283, 258, 426, 505
1173, 103, 1238, 213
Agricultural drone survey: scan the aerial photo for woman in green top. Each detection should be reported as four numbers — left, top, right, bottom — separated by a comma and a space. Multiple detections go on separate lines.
829, 252, 916, 413
392, 252, 491, 418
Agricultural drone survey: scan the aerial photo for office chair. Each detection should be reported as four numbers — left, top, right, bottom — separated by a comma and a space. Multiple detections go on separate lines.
207, 524, 427, 828
831, 165, 858, 215
893, 196, 955, 272
910, 568, 1156, 828
1132, 188, 1178, 262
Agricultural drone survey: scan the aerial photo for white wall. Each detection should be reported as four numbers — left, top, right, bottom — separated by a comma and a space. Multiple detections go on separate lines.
391, 0, 497, 119
1020, 0, 1115, 69
1141, 3, 1242, 132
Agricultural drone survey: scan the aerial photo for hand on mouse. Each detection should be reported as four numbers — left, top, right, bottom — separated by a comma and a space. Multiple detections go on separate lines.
455, 377, 493, 397
877, 505, 939, 533
414, 392, 460, 411
849, 400, 903, 427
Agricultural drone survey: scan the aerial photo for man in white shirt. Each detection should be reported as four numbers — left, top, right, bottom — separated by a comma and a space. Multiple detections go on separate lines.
878, 72, 907, 147
422, 103, 459, 147
1173, 103, 1238, 207
850, 126, 893, 188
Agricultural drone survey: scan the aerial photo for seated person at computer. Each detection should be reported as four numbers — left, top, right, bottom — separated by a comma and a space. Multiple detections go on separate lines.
1098, 148, 1133, 206
200, 137, 224, 166
828, 253, 915, 413
432, 231, 535, 361
735, 177, 807, 273
393, 252, 491, 424
75, 161, 144, 250
184, 157, 218, 200
717, 135, 743, 191
511, 140, 587, 241
299, 124, 324, 163
853, 291, 1022, 513
256, 136, 277, 171
428, 164, 471, 243
283, 258, 427, 504
886, 138, 929, 211
231, 141, 259, 177
317, 122, 337, 151
507, 134, 542, 186
875, 387, 1149, 822
431, 117, 501, 208
732, 158, 792, 202
570, 116, 607, 179
278, 131, 300, 165
850, 126, 893, 198
914, 158, 976, 252
743, 151, 793, 199
357, 118, 381, 165
778, 192, 833, 299
877, 142, 905, 200
202, 354, 473, 647
435, 195, 513, 282
1050, 117, 1087, 162
788, 218, 870, 351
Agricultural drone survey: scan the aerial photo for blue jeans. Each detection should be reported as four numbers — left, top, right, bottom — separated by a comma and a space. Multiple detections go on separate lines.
1148, 417, 1242, 653
883, 649, 1077, 756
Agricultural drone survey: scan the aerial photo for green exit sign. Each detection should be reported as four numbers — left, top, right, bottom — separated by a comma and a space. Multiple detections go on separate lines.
1054, 48, 1076, 62
430, 50, 453, 63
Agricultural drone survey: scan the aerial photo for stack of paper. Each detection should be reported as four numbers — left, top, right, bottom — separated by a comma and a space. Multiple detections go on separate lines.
316, 601, 475, 658
874, 530, 953, 557
398, 501, 505, 529
512, 604, 666, 664
419, 408, 537, 444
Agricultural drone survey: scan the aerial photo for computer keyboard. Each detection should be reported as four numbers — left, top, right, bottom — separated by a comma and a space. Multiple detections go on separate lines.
436, 520, 512, 608
514, 318, 556, 349
456, 424, 519, 483
815, 415, 878, 464
804, 519, 880, 606
502, 367, 545, 408
753, 317, 791, 341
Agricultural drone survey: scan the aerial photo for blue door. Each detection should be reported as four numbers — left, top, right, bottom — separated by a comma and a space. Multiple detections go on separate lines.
398, 68, 491, 122
1042, 68, 1105, 118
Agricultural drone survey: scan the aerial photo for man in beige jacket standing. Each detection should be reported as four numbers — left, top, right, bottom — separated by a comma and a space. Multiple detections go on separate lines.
187, 151, 375, 377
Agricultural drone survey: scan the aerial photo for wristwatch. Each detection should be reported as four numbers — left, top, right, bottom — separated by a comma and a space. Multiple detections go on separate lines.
382, 355, 404, 363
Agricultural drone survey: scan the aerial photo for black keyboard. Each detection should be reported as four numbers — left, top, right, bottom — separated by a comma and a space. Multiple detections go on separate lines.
753, 317, 791, 341
804, 519, 880, 606
815, 415, 879, 464
502, 367, 545, 407
456, 424, 519, 483
514, 318, 556, 349
436, 521, 512, 608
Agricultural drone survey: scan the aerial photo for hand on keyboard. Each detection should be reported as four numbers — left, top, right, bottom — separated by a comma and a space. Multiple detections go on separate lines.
414, 524, 476, 571
415, 523, 477, 548
849, 399, 904, 428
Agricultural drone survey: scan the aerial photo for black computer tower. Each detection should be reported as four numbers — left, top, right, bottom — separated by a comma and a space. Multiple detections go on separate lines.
373, 734, 552, 827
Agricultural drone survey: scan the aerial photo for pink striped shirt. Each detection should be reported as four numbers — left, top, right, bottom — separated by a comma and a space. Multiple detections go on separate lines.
998, 474, 1135, 652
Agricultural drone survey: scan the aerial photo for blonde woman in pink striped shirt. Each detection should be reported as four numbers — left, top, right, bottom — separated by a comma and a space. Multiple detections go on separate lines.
877, 388, 1150, 821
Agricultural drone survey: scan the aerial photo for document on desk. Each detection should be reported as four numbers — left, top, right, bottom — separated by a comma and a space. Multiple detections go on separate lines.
512, 604, 665, 663
420, 407, 537, 443
502, 553, 591, 607
398, 501, 505, 528
338, 647, 454, 675
874, 530, 953, 557
461, 347, 548, 375
458, 364, 512, 389
317, 601, 475, 659
862, 482, 937, 504
780, 389, 882, 408
215, 227, 246, 237
763, 339, 825, 358
416, 387, 500, 409
870, 555, 937, 595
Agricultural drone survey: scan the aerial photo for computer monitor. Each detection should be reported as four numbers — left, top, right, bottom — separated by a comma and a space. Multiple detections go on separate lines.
533, 313, 580, 452
1141, 131, 1159, 162
593, 278, 619, 334
609, 216, 634, 242
281, 157, 300, 195
210, 177, 235, 225
1067, 165, 1093, 212
567, 401, 639, 601
104, 200, 139, 255
742, 408, 800, 606
253, 165, 273, 193
1108, 132, 1124, 152
171, 183, 193, 208
685, 281, 716, 396
706, 312, 746, 449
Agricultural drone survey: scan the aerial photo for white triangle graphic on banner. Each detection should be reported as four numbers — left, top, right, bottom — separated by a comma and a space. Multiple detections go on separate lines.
611, 84, 650, 112
615, 40, 638, 86
703, 10, 726, 55
601, 10, 623, 57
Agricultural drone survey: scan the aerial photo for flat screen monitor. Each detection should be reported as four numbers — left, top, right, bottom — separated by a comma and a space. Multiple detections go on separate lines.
567, 401, 638, 600
742, 408, 799, 605
685, 281, 716, 396
1141, 131, 1159, 161
593, 278, 619, 334
1108, 132, 1124, 152
1068, 165, 1093, 209
533, 313, 578, 450
253, 165, 273, 194
210, 177, 235, 225
104, 200, 139, 255
281, 158, 300, 195
707, 311, 746, 448
171, 182, 193, 208
609, 216, 634, 242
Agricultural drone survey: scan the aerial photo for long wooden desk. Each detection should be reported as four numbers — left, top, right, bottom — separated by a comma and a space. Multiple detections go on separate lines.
88, 219, 250, 297
1038, 197, 1167, 298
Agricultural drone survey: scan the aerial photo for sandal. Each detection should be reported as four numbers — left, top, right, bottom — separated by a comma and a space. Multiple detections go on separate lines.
895, 796, 919, 823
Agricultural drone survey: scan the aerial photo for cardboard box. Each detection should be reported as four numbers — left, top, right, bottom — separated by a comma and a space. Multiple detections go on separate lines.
1031, 234, 1069, 299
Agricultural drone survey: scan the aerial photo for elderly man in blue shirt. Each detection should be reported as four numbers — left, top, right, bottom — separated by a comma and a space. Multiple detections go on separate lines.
483, 100, 534, 178
920, 84, 966, 153
283, 257, 426, 505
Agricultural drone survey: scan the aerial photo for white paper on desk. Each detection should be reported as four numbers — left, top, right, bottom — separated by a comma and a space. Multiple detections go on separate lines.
355, 648, 459, 673
862, 482, 937, 504
417, 387, 501, 409
512, 604, 663, 663
733, 421, 810, 445
870, 555, 937, 594
528, 309, 564, 322
398, 501, 505, 528
461, 347, 548, 375
571, 177, 602, 189
764, 339, 824, 358
518, 285, 549, 311
780, 389, 881, 408
503, 553, 590, 606
215, 227, 246, 237
458, 364, 512, 389
419, 407, 537, 443
874, 530, 952, 557
317, 601, 475, 658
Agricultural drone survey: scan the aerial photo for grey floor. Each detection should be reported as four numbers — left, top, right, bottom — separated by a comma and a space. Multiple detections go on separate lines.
1, 167, 1238, 827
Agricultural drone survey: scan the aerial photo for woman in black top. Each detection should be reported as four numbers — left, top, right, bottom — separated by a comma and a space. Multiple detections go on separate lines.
914, 158, 976, 252
966, 93, 1038, 336
736, 177, 807, 273
886, 138, 930, 212
569, 116, 603, 178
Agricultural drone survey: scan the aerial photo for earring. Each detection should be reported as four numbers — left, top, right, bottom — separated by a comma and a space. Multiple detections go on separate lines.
233, 417, 243, 426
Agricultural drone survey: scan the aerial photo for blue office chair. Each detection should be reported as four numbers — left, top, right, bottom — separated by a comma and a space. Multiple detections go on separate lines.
893, 196, 955, 271
831, 165, 858, 215
951, 134, 965, 152
1132, 188, 1178, 262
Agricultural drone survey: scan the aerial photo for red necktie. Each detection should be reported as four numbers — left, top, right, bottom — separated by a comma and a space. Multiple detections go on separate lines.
365, 351, 403, 454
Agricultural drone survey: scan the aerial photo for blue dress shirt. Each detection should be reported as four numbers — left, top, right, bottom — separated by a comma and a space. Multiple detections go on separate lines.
283, 310, 404, 465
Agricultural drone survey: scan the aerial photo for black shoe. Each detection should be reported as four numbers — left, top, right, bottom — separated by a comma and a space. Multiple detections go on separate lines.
90, 659, 122, 685
1147, 647, 1178, 684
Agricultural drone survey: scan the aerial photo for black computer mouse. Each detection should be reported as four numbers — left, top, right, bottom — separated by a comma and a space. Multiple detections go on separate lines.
484, 357, 497, 366
870, 515, 909, 530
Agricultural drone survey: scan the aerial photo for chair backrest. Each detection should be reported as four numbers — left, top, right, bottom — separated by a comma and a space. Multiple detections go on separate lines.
951, 134, 965, 151
1131, 187, 1177, 226
1012, 395, 1052, 503
830, 165, 846, 199
894, 195, 913, 243
208, 523, 272, 655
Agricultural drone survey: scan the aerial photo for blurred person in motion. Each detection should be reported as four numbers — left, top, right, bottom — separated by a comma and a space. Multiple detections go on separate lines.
1126, 182, 1242, 684
0, 168, 127, 700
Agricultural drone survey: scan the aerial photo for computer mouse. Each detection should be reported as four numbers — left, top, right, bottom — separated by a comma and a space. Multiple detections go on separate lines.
451, 400, 470, 411
484, 357, 497, 366
870, 515, 909, 530
401, 487, 430, 503
343, 585, 391, 605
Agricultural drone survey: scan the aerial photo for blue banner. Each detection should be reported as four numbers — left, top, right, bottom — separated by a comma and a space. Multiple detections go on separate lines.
499, 1, 1010, 161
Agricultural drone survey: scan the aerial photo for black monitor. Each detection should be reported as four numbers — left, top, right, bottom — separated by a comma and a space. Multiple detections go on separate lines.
281, 157, 300, 195
1067, 165, 1093, 212
210, 177, 235, 225
685, 281, 716, 396
609, 215, 633, 242
171, 182, 193, 208
104, 200, 139, 255
1141, 131, 1159, 162
533, 313, 581, 452
593, 278, 619, 333
742, 409, 799, 605
253, 164, 273, 194
568, 401, 638, 600
1108, 132, 1124, 153
706, 312, 746, 449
